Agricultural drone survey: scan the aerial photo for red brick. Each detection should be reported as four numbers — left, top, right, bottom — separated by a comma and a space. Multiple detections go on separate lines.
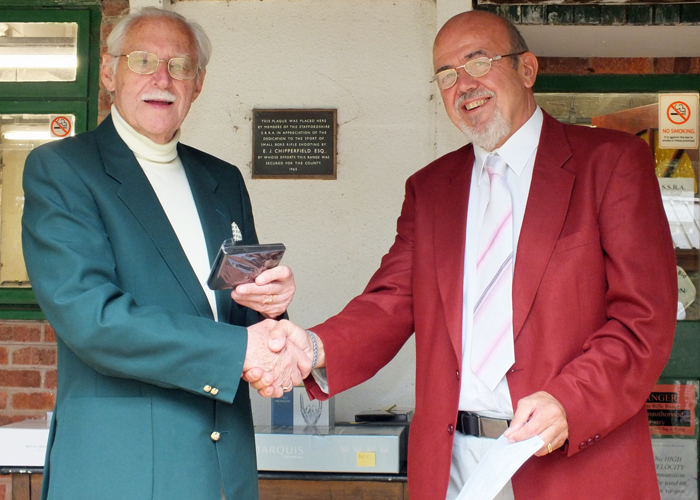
589, 57, 651, 74
0, 391, 6, 409
0, 414, 27, 426
0, 369, 42, 388
0, 347, 7, 365
12, 347, 57, 366
102, 0, 129, 17
101, 20, 116, 43
44, 370, 58, 390
0, 481, 6, 500
0, 323, 41, 342
44, 324, 56, 343
653, 58, 676, 74
538, 57, 592, 75
13, 392, 55, 411
688, 58, 700, 74
674, 57, 700, 74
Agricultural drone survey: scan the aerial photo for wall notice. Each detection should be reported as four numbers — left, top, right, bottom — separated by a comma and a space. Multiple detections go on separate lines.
252, 109, 337, 179
652, 439, 698, 500
658, 94, 699, 149
649, 382, 698, 499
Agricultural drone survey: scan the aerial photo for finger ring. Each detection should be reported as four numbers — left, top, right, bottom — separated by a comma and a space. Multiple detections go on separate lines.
281, 383, 293, 391
547, 443, 553, 454
264, 295, 274, 304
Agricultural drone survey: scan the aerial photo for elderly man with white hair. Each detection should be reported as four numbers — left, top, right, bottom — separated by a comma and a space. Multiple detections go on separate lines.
22, 7, 306, 500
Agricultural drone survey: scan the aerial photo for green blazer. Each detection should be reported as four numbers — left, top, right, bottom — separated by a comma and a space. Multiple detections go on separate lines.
22, 116, 260, 500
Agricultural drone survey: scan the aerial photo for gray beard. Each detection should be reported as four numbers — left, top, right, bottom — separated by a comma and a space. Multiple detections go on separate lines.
458, 104, 511, 152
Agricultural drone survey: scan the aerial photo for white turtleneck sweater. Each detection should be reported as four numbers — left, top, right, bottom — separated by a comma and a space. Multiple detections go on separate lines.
111, 105, 218, 321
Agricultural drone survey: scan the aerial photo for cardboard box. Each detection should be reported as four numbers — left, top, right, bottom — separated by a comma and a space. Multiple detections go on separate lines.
0, 419, 50, 467
271, 386, 334, 429
255, 424, 406, 473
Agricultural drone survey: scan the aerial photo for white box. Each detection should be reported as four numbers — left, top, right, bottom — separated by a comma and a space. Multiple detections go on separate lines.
255, 424, 406, 473
0, 419, 50, 467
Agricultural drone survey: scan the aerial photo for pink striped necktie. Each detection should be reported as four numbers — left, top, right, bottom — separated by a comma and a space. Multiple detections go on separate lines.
471, 153, 515, 391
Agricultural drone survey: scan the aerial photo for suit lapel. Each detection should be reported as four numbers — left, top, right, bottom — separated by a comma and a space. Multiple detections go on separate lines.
96, 117, 214, 319
512, 113, 575, 338
434, 145, 474, 362
178, 145, 235, 323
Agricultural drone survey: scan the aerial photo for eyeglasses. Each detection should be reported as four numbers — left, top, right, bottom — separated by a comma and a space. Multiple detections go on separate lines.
118, 51, 199, 81
432, 52, 525, 90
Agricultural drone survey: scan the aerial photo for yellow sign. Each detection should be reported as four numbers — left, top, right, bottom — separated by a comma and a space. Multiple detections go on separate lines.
356, 451, 376, 467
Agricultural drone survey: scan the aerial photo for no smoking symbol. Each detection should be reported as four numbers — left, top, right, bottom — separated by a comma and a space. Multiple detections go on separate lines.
51, 116, 72, 138
667, 102, 691, 125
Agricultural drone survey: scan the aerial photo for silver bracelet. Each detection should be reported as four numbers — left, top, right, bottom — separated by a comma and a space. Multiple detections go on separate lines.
307, 330, 318, 369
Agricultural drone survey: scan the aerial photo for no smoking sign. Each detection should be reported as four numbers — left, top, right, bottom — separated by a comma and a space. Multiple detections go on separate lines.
658, 94, 699, 149
50, 116, 73, 138
667, 101, 690, 125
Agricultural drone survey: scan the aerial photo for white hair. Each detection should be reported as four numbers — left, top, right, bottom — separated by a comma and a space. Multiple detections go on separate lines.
106, 7, 211, 80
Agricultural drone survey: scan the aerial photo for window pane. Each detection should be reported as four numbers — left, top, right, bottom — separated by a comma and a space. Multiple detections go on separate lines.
536, 93, 699, 321
0, 22, 78, 82
0, 113, 75, 287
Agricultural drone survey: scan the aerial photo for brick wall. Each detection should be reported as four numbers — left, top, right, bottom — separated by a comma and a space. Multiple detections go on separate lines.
0, 321, 56, 428
0, 322, 56, 499
538, 56, 700, 75
99, 0, 129, 123
0, 322, 57, 427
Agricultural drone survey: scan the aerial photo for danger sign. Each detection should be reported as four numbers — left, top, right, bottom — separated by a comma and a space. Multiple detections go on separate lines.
658, 94, 699, 149
50, 116, 73, 138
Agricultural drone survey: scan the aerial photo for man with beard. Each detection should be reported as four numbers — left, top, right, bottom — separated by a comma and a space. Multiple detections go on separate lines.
21, 7, 308, 500
247, 9, 677, 500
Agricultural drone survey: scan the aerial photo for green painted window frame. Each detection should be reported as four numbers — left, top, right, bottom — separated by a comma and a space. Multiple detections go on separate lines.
0, 9, 90, 99
0, 4, 100, 319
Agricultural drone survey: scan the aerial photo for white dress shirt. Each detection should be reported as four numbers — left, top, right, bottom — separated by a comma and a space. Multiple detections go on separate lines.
458, 107, 543, 418
111, 105, 218, 321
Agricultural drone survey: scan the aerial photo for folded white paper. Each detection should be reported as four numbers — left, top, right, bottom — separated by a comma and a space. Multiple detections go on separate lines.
455, 434, 544, 500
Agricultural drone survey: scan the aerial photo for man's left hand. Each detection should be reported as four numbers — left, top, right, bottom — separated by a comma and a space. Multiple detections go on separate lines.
503, 391, 568, 457
232, 265, 295, 319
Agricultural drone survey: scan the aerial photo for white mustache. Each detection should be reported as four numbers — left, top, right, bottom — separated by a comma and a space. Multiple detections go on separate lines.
141, 90, 177, 103
454, 90, 495, 112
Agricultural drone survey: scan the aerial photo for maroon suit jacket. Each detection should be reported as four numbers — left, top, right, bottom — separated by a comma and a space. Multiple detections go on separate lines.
306, 111, 677, 500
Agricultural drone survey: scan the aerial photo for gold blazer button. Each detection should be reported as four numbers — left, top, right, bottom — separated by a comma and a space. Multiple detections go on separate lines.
211, 432, 221, 442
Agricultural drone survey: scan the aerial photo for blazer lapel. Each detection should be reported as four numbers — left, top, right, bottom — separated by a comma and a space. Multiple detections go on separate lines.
96, 117, 214, 319
434, 145, 474, 361
512, 113, 575, 339
178, 145, 235, 323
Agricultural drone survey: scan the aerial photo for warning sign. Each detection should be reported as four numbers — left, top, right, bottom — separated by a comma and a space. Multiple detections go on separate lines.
648, 383, 697, 437
659, 94, 699, 149
50, 116, 73, 138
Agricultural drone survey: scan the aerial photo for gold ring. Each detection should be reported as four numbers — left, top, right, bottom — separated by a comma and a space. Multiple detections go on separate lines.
281, 383, 293, 391
264, 295, 274, 304
547, 443, 553, 454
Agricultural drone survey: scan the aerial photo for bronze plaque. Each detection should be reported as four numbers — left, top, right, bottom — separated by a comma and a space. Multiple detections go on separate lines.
252, 109, 337, 179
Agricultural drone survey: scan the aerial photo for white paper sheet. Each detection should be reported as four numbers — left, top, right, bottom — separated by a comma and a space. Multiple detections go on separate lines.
455, 434, 544, 500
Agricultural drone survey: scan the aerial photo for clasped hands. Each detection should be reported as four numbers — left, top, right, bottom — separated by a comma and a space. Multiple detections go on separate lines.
233, 266, 313, 397
243, 319, 312, 398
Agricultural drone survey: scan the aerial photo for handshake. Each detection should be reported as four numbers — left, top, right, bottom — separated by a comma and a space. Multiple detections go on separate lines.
242, 319, 322, 398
